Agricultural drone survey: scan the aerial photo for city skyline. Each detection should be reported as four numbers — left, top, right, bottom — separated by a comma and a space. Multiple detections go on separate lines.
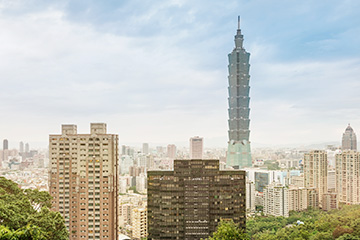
1, 0, 360, 148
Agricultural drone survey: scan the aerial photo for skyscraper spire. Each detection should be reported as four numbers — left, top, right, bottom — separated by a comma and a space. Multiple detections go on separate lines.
235, 16, 244, 49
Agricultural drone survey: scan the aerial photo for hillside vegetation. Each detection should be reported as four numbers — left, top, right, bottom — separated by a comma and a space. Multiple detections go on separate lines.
247, 205, 360, 239
0, 177, 68, 239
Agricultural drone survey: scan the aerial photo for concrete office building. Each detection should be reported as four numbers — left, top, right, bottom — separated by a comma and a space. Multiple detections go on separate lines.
303, 150, 328, 206
226, 17, 252, 169
264, 182, 289, 217
342, 124, 357, 151
336, 150, 360, 204
49, 123, 119, 240
148, 159, 245, 240
189, 136, 203, 159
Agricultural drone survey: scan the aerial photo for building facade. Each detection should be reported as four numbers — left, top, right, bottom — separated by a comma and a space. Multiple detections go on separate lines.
167, 144, 177, 159
148, 159, 246, 240
288, 187, 308, 212
263, 182, 289, 217
226, 17, 252, 169
49, 123, 119, 240
246, 179, 255, 212
342, 124, 357, 151
131, 208, 147, 240
189, 136, 203, 159
322, 192, 338, 211
303, 150, 328, 206
335, 150, 360, 204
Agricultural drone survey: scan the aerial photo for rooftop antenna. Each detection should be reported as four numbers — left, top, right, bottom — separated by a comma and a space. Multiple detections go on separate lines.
238, 15, 240, 30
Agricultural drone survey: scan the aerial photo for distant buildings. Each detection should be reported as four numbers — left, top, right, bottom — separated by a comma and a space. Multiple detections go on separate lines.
303, 150, 328, 206
342, 124, 357, 150
49, 123, 119, 240
264, 182, 289, 217
226, 17, 252, 169
189, 136, 203, 159
147, 159, 245, 240
335, 150, 360, 204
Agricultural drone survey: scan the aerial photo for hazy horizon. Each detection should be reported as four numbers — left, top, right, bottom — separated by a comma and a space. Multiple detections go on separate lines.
1, 0, 359, 148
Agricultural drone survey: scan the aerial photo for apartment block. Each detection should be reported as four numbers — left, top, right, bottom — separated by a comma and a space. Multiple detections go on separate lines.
335, 150, 360, 204
49, 123, 119, 240
189, 136, 203, 159
303, 150, 328, 206
148, 159, 245, 240
264, 182, 289, 217
288, 187, 319, 211
322, 192, 338, 211
288, 187, 308, 212
246, 179, 255, 212
131, 208, 147, 240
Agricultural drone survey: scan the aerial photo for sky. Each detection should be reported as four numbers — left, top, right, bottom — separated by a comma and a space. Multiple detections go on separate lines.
1, 0, 360, 149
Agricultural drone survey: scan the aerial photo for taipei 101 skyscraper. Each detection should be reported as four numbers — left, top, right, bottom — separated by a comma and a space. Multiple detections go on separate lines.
226, 16, 252, 169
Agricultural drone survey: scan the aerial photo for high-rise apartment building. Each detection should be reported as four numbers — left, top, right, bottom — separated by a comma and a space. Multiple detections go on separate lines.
49, 123, 119, 240
19, 141, 24, 153
3, 139, 8, 150
327, 170, 336, 192
342, 124, 357, 150
189, 136, 203, 159
131, 208, 147, 239
264, 182, 289, 217
288, 187, 308, 212
246, 179, 255, 212
335, 150, 360, 204
288, 187, 319, 211
322, 192, 338, 211
148, 159, 246, 240
226, 17, 252, 169
25, 143, 29, 153
142, 143, 149, 155
167, 144, 177, 159
303, 150, 328, 206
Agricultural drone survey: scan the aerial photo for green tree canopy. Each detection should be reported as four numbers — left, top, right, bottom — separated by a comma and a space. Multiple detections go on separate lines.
0, 177, 68, 240
207, 220, 248, 240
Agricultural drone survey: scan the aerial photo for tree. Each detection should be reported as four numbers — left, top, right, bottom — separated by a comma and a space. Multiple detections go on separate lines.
207, 220, 248, 240
0, 177, 68, 239
0, 224, 47, 240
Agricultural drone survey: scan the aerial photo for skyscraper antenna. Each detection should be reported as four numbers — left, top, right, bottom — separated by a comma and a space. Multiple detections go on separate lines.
238, 15, 240, 30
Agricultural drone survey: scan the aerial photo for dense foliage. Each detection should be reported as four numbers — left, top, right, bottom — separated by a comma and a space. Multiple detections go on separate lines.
209, 205, 360, 239
0, 177, 68, 240
207, 220, 248, 240
248, 205, 360, 239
